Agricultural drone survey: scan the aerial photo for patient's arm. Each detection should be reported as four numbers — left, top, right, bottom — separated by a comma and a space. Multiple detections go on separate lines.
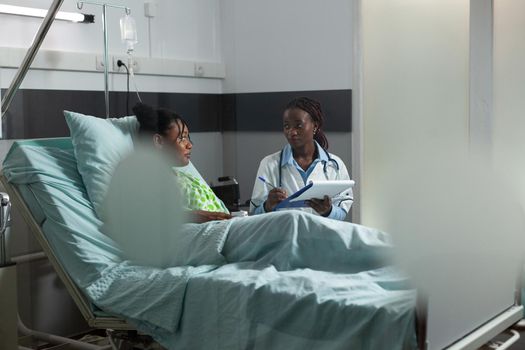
187, 210, 232, 223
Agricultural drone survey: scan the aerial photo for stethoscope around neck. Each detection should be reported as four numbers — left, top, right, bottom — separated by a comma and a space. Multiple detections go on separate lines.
277, 146, 340, 187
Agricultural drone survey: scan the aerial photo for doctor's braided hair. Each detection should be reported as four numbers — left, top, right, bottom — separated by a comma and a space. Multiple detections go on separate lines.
285, 97, 329, 150
133, 102, 188, 137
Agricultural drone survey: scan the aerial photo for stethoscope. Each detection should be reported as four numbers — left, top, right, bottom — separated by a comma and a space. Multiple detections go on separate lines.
277, 146, 340, 187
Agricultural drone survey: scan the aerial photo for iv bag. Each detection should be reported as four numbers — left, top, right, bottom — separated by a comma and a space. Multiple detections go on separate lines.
120, 14, 138, 52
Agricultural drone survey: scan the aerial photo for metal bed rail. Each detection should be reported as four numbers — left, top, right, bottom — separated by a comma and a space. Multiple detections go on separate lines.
0, 174, 133, 331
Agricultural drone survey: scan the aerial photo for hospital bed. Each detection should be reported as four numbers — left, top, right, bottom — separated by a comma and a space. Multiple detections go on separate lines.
0, 135, 420, 350
0, 126, 522, 350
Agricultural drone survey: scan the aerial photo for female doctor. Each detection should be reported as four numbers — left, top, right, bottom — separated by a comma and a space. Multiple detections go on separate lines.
250, 97, 353, 220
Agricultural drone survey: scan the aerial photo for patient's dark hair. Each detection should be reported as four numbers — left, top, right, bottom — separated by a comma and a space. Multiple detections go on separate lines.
285, 97, 329, 150
133, 102, 188, 137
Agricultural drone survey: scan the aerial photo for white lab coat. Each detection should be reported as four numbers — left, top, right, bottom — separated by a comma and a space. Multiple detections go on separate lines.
250, 148, 353, 217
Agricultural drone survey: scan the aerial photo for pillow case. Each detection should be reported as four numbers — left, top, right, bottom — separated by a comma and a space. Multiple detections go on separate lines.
64, 110, 139, 218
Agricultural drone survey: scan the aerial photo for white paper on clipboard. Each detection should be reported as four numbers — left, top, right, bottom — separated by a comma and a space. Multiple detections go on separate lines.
289, 180, 355, 202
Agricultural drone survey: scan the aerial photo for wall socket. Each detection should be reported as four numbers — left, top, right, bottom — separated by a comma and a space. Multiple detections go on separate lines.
113, 56, 140, 73
194, 63, 205, 77
95, 56, 106, 71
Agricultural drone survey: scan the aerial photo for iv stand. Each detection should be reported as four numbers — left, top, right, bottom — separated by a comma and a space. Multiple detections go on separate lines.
77, 1, 130, 118
1, 0, 65, 120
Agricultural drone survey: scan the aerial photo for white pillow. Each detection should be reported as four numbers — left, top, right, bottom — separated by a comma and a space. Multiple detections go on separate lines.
64, 111, 139, 218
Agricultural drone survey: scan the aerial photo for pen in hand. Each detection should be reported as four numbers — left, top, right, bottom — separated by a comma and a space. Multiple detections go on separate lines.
259, 176, 287, 212
258, 176, 276, 189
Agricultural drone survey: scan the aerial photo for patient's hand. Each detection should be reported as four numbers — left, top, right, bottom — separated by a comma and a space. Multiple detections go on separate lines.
264, 188, 288, 212
189, 210, 232, 223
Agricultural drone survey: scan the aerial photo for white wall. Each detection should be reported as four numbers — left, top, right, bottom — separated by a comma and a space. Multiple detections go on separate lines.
220, 0, 353, 93
0, 0, 223, 93
0, 0, 219, 59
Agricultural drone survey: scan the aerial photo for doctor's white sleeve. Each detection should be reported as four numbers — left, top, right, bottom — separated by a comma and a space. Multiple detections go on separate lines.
249, 157, 275, 215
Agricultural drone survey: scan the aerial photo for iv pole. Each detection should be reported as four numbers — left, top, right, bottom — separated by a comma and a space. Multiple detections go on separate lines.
0, 0, 65, 120
77, 1, 130, 118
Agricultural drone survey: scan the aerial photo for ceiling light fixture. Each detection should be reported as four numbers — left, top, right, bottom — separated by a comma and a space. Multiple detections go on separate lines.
0, 4, 94, 23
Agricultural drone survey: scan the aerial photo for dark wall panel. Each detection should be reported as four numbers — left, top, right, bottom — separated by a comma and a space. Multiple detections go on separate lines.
222, 90, 352, 132
1, 90, 222, 139
1, 89, 351, 139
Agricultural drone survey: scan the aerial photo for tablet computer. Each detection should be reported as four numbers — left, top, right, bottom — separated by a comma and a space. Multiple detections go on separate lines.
290, 180, 355, 202
275, 180, 355, 210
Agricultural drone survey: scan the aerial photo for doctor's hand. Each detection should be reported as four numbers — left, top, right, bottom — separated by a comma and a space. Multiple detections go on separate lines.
264, 188, 288, 212
306, 196, 332, 217
188, 210, 232, 223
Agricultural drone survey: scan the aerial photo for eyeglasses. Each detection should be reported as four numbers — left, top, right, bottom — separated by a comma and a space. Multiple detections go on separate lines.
177, 135, 192, 145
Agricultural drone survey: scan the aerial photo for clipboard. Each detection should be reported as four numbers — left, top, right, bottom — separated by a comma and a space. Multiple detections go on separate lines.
274, 180, 355, 210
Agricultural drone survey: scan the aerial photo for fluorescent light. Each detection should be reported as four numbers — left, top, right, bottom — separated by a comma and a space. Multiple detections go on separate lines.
0, 4, 94, 23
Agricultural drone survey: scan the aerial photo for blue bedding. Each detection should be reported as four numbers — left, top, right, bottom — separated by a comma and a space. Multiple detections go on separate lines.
3, 139, 417, 350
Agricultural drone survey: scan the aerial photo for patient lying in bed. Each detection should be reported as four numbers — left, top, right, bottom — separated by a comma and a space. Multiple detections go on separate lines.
103, 103, 393, 273
131, 103, 232, 223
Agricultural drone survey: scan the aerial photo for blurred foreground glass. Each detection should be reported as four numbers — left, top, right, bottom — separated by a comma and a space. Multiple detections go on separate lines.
103, 142, 186, 267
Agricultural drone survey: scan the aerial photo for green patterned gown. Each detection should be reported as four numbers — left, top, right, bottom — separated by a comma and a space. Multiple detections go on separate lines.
174, 169, 230, 214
